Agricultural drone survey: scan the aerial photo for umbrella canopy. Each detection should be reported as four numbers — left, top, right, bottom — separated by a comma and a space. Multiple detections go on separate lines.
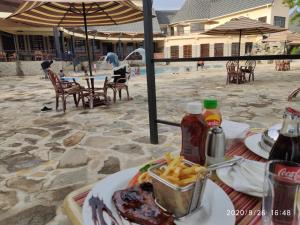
263, 30, 300, 44
204, 16, 285, 36
7, 0, 144, 91
204, 16, 285, 57
7, 0, 144, 27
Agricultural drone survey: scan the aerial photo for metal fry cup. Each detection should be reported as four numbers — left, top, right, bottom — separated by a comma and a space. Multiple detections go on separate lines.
148, 160, 210, 219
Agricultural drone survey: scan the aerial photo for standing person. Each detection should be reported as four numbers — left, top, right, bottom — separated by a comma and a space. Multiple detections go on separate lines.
41, 60, 53, 79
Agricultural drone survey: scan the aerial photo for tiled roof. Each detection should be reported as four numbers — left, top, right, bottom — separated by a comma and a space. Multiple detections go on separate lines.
156, 10, 178, 25
89, 17, 161, 34
171, 0, 273, 24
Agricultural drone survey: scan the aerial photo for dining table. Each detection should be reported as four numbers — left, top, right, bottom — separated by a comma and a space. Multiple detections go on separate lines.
65, 74, 119, 109
63, 132, 265, 225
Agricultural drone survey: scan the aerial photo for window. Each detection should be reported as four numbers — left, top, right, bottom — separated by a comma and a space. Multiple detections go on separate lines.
17, 35, 25, 50
170, 46, 179, 59
245, 42, 253, 55
274, 16, 286, 28
258, 16, 267, 23
171, 27, 175, 36
231, 42, 240, 56
75, 39, 86, 52
183, 45, 192, 58
214, 43, 224, 57
200, 44, 210, 57
190, 23, 204, 33
177, 26, 184, 35
29, 35, 44, 50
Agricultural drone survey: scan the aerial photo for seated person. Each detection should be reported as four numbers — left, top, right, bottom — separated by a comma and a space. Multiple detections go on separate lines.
105, 52, 128, 84
58, 69, 66, 80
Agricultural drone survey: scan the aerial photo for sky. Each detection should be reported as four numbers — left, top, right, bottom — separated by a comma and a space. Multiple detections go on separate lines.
153, 0, 184, 10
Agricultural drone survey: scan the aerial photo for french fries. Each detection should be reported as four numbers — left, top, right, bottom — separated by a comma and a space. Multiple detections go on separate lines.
154, 153, 207, 187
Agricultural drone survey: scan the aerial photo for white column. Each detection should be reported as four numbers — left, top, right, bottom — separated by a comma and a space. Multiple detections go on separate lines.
209, 44, 214, 57
192, 45, 199, 57
0, 35, 3, 51
179, 46, 183, 58
164, 46, 170, 58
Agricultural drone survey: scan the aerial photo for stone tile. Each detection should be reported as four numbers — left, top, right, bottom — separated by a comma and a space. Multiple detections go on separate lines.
48, 167, 87, 189
98, 156, 120, 174
58, 148, 88, 168
0, 191, 18, 213
63, 131, 85, 147
111, 143, 144, 155
0, 205, 56, 225
6, 177, 44, 193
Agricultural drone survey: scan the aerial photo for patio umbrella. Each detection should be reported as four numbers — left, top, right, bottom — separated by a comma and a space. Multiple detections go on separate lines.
204, 16, 286, 56
263, 30, 300, 53
7, 0, 144, 89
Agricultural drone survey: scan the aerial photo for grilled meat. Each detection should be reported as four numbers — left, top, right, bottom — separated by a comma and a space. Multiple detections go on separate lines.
112, 183, 175, 225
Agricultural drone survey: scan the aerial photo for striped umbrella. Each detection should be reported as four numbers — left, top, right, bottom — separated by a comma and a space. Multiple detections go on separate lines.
204, 16, 286, 56
7, 0, 144, 88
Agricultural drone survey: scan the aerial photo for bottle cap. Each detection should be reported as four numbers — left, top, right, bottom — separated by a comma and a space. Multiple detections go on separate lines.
203, 98, 218, 109
186, 102, 202, 114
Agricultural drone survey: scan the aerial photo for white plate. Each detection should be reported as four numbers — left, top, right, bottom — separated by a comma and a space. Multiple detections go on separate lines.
83, 167, 235, 225
216, 168, 263, 198
244, 133, 269, 159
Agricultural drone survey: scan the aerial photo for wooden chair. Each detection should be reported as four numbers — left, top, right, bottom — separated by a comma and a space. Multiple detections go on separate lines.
288, 87, 300, 101
48, 70, 85, 112
8, 52, 17, 61
284, 60, 291, 71
82, 77, 108, 109
106, 73, 130, 103
240, 60, 256, 82
226, 61, 246, 84
34, 51, 44, 61
0, 51, 7, 62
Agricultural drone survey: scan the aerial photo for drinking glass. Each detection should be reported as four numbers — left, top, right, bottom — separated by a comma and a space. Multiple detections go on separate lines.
263, 160, 300, 225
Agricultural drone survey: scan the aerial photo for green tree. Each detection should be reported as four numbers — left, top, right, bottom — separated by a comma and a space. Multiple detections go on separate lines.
284, 0, 300, 22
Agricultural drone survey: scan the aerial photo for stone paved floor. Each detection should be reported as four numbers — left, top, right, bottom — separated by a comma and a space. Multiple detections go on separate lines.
0, 62, 300, 225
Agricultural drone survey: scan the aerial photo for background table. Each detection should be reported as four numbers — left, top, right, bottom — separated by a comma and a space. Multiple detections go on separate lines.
63, 136, 265, 225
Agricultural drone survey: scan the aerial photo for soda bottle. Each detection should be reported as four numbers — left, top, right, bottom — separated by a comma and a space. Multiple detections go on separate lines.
180, 102, 208, 165
269, 107, 300, 162
268, 107, 300, 225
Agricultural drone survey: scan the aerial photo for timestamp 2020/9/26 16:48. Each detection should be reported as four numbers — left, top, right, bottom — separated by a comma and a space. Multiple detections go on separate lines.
226, 209, 292, 216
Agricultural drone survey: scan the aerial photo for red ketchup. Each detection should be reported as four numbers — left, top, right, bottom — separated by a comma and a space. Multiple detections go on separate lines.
180, 102, 208, 165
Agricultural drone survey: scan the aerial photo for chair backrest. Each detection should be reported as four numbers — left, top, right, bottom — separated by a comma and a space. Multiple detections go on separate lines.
245, 60, 256, 70
226, 61, 238, 73
48, 70, 64, 94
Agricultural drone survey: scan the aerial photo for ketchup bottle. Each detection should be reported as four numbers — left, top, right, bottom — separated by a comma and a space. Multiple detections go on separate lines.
180, 102, 208, 165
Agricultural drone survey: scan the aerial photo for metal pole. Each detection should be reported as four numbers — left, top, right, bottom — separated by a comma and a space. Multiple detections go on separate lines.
82, 3, 94, 90
143, 0, 158, 144
53, 27, 62, 60
71, 35, 76, 71
238, 29, 242, 57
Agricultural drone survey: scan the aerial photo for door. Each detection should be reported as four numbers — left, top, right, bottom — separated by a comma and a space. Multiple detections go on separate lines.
170, 46, 179, 59
200, 44, 209, 57
214, 43, 224, 57
231, 42, 239, 56
183, 45, 192, 58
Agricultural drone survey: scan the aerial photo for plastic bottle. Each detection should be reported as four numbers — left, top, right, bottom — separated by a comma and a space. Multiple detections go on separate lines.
180, 102, 208, 165
203, 98, 222, 128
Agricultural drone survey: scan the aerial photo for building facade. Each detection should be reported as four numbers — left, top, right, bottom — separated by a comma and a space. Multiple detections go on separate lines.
161, 0, 289, 58
0, 0, 291, 62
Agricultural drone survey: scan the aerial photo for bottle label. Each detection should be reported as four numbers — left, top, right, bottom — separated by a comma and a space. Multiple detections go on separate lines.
275, 164, 300, 183
205, 114, 221, 127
